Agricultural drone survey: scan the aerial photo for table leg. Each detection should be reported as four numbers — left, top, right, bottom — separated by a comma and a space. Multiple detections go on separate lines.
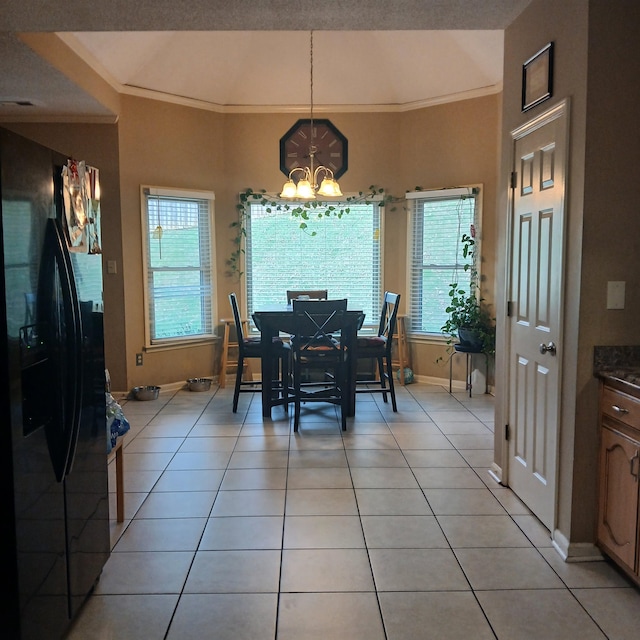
261, 324, 275, 418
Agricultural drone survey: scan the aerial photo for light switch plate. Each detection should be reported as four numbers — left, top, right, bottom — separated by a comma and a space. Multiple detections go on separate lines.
607, 281, 625, 309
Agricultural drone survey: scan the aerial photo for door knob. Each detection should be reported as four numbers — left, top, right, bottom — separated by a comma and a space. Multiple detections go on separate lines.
539, 341, 557, 355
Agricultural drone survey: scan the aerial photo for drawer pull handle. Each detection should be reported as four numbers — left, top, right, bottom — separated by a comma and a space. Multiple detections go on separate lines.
611, 405, 629, 415
631, 451, 639, 481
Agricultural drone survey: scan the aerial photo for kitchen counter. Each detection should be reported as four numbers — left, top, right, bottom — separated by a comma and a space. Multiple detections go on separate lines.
594, 345, 640, 397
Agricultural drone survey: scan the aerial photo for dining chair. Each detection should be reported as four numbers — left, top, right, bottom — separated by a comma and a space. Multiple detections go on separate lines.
286, 289, 328, 304
228, 293, 290, 413
290, 298, 349, 431
355, 291, 401, 411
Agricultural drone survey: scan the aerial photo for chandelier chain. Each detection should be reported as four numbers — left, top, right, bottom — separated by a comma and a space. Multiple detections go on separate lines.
310, 30, 314, 139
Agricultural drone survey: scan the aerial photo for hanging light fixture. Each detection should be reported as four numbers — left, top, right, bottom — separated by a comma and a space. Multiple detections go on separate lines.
280, 31, 343, 200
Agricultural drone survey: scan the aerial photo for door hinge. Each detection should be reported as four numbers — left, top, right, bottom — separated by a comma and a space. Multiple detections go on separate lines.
510, 171, 517, 189
507, 301, 513, 317
505, 424, 510, 441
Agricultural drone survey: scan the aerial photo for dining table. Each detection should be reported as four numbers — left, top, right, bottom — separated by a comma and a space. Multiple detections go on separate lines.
252, 305, 365, 419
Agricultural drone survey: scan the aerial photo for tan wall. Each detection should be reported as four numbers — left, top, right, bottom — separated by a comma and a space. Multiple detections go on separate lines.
112, 94, 500, 391
498, 0, 640, 548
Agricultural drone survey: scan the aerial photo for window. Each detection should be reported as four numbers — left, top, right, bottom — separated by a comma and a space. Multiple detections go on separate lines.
141, 186, 215, 346
407, 186, 481, 335
244, 199, 382, 327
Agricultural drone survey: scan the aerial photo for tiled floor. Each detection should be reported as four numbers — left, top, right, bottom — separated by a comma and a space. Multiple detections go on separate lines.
65, 382, 640, 639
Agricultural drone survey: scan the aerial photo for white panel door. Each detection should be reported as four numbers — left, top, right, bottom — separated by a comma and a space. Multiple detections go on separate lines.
508, 101, 568, 531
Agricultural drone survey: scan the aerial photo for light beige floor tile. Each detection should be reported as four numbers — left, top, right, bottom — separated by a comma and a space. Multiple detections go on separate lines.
189, 423, 243, 436
167, 593, 277, 640
511, 514, 554, 547
350, 467, 420, 488
286, 466, 353, 488
394, 433, 455, 450
277, 592, 385, 640
121, 469, 163, 493
369, 548, 469, 591
184, 549, 281, 593
178, 436, 238, 452
455, 547, 565, 589
539, 548, 634, 588
226, 450, 289, 469
476, 589, 607, 639
154, 468, 225, 492
283, 515, 365, 548
238, 422, 292, 436
361, 515, 449, 548
342, 434, 400, 449
234, 435, 290, 450
386, 422, 439, 435
572, 587, 640, 638
65, 594, 179, 640
95, 550, 194, 594
211, 489, 286, 516
285, 488, 358, 515
489, 487, 533, 514
458, 448, 494, 467
136, 490, 217, 518
424, 488, 506, 515
379, 591, 495, 640
289, 433, 345, 449
428, 410, 482, 424
123, 436, 184, 453
403, 449, 470, 467
166, 450, 233, 470
219, 467, 288, 490
345, 422, 394, 434
438, 515, 533, 548
413, 467, 486, 489
280, 549, 375, 592
200, 516, 284, 550
113, 517, 207, 551
345, 449, 409, 467
355, 488, 432, 515
446, 434, 494, 449
287, 449, 348, 467
436, 421, 493, 435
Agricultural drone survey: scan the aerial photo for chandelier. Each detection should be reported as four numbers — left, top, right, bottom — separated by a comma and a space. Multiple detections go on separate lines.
280, 31, 343, 199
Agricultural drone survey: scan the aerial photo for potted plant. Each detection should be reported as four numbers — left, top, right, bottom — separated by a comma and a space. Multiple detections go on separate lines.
440, 227, 495, 355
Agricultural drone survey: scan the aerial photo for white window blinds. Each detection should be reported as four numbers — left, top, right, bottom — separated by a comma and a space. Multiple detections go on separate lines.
245, 200, 382, 326
407, 187, 480, 334
142, 187, 215, 344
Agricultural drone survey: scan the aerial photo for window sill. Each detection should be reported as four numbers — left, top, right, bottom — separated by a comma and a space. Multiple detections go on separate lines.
145, 337, 217, 353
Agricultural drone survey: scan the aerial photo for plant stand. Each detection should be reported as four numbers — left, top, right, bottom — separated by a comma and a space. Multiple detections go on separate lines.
449, 344, 488, 397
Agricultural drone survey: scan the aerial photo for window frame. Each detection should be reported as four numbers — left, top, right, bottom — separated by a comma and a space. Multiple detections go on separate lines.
406, 185, 482, 340
241, 194, 385, 332
140, 185, 216, 350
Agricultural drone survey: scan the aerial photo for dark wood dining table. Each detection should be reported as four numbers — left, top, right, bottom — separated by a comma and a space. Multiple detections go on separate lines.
252, 306, 365, 418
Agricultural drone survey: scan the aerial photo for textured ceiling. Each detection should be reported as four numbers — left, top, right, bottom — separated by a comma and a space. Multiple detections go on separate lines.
0, 0, 533, 121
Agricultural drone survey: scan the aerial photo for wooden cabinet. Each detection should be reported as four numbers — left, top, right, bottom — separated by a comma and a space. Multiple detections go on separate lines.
597, 382, 640, 585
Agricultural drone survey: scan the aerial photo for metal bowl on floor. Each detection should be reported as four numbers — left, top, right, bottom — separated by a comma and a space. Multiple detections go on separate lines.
187, 378, 212, 392
132, 385, 160, 401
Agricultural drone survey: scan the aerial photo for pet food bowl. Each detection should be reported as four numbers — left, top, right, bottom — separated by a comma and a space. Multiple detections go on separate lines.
187, 378, 212, 392
132, 385, 160, 401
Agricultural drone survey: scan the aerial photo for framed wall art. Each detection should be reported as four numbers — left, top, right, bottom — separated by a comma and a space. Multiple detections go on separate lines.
522, 42, 554, 112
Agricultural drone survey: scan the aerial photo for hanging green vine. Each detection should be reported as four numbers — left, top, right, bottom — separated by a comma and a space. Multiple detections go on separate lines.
225, 185, 410, 278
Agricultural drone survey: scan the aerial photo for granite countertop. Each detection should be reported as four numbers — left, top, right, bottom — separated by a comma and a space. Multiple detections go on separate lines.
594, 346, 640, 391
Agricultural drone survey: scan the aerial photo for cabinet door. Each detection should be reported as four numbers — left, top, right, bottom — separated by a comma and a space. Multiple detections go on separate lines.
597, 425, 640, 572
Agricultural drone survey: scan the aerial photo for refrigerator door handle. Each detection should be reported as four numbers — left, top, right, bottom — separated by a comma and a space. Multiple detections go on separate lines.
40, 218, 84, 481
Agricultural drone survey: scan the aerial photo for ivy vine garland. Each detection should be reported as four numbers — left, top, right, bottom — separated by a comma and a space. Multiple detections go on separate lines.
226, 185, 408, 278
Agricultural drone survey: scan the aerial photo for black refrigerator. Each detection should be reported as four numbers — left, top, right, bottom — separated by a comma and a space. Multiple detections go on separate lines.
0, 128, 110, 640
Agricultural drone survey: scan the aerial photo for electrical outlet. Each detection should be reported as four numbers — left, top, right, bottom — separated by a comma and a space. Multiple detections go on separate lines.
136, 353, 143, 366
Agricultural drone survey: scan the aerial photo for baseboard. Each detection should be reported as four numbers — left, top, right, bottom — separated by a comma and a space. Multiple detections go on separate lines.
552, 529, 604, 562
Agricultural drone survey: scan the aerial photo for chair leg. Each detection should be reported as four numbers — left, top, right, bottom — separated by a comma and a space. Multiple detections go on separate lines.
385, 355, 398, 412
376, 357, 388, 403
293, 358, 301, 431
232, 355, 244, 412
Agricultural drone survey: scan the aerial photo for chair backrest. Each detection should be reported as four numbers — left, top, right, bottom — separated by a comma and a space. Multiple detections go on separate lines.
291, 299, 348, 353
377, 292, 401, 346
286, 289, 328, 304
228, 292, 246, 343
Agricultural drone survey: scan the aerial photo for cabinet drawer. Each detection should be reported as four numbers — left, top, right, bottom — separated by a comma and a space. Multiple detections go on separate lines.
601, 386, 640, 433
